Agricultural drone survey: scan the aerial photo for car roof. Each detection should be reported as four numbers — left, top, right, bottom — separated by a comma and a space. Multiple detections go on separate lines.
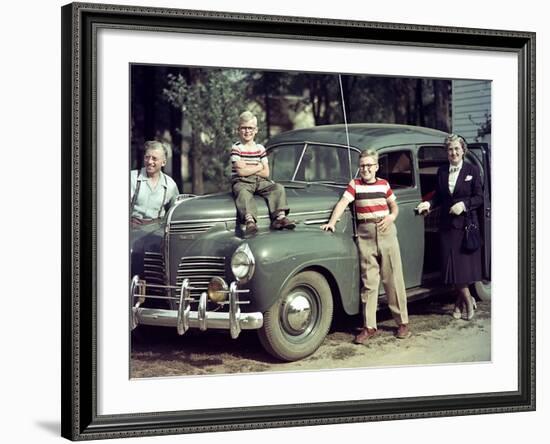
266, 123, 448, 150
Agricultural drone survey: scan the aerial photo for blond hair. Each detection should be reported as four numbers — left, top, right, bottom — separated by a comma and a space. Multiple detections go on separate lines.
359, 148, 378, 162
238, 111, 257, 127
144, 140, 167, 160
444, 134, 468, 154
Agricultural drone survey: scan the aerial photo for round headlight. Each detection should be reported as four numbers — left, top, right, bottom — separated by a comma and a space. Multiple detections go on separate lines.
230, 243, 255, 283
207, 277, 228, 303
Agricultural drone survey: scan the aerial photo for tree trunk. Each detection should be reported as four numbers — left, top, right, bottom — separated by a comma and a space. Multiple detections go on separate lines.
169, 111, 183, 193
190, 132, 204, 195
393, 79, 408, 124
263, 74, 272, 138
340, 75, 352, 124
433, 80, 450, 132
415, 79, 425, 127
309, 87, 321, 126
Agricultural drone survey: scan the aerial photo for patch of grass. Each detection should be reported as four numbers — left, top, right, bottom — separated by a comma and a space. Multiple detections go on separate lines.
130, 361, 201, 378
222, 360, 271, 374
456, 322, 477, 330
330, 346, 358, 360
327, 332, 353, 342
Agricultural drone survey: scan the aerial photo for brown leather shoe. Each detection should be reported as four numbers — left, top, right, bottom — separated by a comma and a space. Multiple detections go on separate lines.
271, 217, 296, 230
244, 220, 258, 236
353, 327, 377, 344
396, 324, 411, 339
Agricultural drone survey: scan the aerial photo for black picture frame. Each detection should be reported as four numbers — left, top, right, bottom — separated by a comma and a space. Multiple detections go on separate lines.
61, 2, 536, 440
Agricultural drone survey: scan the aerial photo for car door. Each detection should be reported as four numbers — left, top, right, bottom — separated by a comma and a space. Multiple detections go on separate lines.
417, 142, 491, 283
376, 148, 424, 290
466, 143, 491, 281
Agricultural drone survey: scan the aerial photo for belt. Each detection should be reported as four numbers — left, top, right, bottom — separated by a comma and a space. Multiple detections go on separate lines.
357, 218, 384, 224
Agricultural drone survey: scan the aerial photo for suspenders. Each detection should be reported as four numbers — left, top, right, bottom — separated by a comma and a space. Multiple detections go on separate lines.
130, 171, 142, 213
158, 178, 168, 219
130, 170, 168, 219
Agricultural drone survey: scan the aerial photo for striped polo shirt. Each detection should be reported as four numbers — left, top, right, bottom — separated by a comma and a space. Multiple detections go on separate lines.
343, 178, 396, 220
230, 142, 268, 179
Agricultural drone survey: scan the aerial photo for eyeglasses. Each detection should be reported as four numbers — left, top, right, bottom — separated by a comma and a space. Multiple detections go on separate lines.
359, 163, 377, 169
144, 155, 161, 163
239, 126, 256, 132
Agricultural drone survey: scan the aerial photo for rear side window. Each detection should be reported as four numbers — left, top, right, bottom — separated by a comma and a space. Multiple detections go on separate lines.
418, 145, 484, 196
377, 150, 414, 189
418, 145, 447, 198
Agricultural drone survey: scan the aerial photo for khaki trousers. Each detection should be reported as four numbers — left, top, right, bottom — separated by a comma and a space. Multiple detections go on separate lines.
356, 221, 408, 329
232, 176, 289, 222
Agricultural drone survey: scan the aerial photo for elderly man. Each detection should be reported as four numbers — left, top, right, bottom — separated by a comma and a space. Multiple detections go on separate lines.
130, 140, 179, 225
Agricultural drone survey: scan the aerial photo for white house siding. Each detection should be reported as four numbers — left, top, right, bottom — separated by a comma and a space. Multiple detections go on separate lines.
451, 80, 491, 144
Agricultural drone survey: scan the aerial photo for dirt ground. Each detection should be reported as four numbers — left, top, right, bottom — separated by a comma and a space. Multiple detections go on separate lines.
130, 292, 491, 378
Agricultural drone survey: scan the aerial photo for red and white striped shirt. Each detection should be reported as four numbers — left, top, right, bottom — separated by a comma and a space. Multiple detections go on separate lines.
343, 178, 396, 220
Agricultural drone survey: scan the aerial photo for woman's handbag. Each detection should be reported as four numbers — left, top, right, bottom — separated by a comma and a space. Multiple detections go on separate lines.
462, 210, 482, 252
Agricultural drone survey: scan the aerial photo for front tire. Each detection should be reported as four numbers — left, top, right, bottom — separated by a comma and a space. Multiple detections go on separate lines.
471, 280, 491, 301
258, 271, 333, 361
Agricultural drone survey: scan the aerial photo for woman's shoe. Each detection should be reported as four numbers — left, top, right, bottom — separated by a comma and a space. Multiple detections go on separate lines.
462, 303, 475, 321
462, 309, 475, 321
452, 305, 462, 319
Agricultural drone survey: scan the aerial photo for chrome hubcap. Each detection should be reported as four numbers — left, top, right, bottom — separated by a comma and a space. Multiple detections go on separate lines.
281, 292, 313, 335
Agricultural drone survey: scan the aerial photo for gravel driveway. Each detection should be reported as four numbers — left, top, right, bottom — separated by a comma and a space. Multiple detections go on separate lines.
130, 291, 491, 378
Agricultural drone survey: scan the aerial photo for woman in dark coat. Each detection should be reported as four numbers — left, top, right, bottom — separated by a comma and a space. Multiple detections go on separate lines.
416, 134, 483, 320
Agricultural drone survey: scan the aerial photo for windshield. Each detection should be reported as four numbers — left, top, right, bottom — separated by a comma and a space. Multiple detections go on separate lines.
269, 143, 359, 184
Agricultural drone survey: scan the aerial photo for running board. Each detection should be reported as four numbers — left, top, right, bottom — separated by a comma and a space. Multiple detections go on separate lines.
379, 285, 444, 304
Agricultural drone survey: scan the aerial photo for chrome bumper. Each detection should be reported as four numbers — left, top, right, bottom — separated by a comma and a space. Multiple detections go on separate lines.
130, 275, 263, 339
133, 308, 263, 331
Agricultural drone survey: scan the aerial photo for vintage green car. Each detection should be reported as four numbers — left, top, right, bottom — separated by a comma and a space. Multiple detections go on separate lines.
130, 123, 491, 361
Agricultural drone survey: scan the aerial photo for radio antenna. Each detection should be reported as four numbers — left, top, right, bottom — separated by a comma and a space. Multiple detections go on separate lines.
338, 74, 353, 180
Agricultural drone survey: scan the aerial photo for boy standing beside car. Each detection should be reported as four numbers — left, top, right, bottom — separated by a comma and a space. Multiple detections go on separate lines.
230, 111, 295, 236
321, 149, 411, 343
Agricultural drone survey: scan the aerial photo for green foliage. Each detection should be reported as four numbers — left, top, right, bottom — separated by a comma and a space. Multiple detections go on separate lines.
155, 67, 452, 192
476, 113, 491, 141
163, 69, 247, 188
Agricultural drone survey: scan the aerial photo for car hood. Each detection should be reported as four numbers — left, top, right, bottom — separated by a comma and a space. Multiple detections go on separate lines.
169, 182, 345, 222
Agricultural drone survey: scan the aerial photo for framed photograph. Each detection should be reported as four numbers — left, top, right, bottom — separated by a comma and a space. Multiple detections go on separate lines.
61, 2, 535, 440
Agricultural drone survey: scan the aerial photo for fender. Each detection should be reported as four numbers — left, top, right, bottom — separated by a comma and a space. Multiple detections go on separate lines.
243, 228, 360, 314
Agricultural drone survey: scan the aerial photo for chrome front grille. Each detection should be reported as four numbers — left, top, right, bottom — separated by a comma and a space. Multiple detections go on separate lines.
169, 220, 218, 235
143, 252, 164, 283
143, 251, 168, 308
176, 256, 225, 298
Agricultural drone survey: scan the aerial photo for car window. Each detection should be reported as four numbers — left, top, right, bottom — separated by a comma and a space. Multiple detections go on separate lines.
418, 145, 484, 195
418, 145, 446, 200
268, 144, 305, 181
269, 143, 358, 184
417, 144, 486, 233
377, 150, 414, 189
298, 144, 358, 183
